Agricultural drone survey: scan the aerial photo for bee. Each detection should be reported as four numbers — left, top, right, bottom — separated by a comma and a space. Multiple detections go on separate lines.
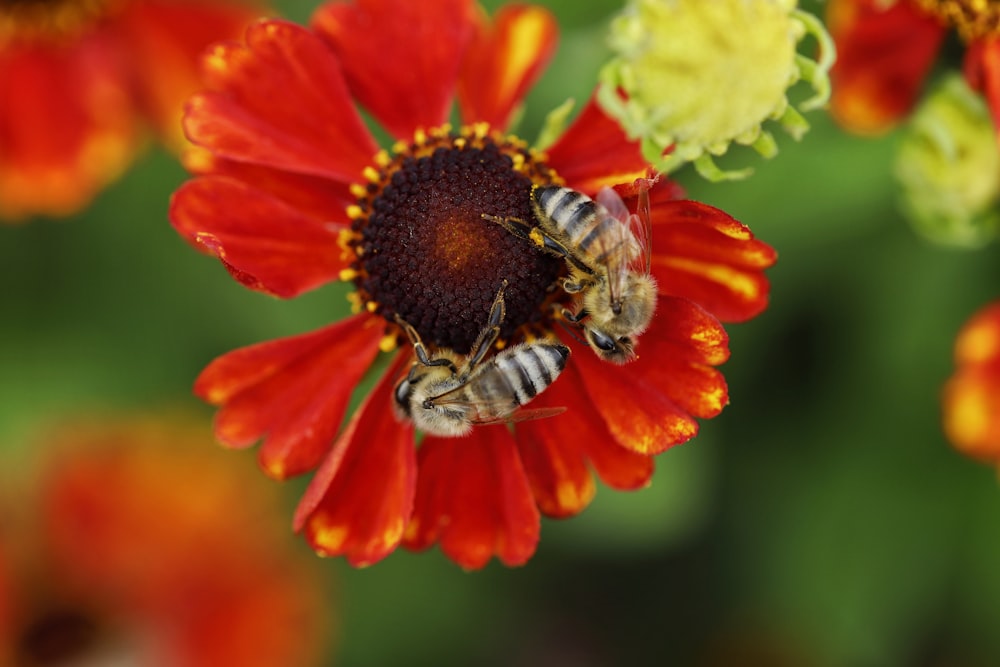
393, 282, 570, 437
485, 180, 657, 363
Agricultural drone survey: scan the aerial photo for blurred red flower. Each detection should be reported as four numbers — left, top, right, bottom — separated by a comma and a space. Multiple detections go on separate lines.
943, 301, 1000, 463
0, 416, 333, 667
170, 0, 777, 569
0, 0, 262, 221
827, 0, 1000, 135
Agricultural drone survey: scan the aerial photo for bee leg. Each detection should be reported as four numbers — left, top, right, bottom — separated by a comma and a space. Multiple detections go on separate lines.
561, 263, 599, 293
466, 280, 508, 370
558, 306, 587, 324
551, 305, 587, 344
394, 314, 458, 374
528, 229, 594, 277
481, 213, 533, 241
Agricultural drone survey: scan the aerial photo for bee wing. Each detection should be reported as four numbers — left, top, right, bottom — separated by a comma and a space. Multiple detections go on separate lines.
472, 406, 568, 427
428, 392, 525, 426
427, 370, 520, 419
595, 185, 631, 226
628, 177, 655, 275
594, 186, 637, 308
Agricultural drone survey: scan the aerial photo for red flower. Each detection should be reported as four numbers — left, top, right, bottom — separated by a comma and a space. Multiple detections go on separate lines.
943, 300, 1000, 463
170, 0, 777, 569
827, 0, 1000, 135
0, 416, 332, 667
0, 0, 263, 221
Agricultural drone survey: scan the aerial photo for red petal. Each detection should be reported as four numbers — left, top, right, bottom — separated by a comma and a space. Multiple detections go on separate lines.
943, 301, 1000, 461
651, 200, 777, 323
964, 38, 1000, 142
570, 297, 729, 455
111, 0, 260, 149
633, 296, 729, 420
457, 4, 558, 130
0, 36, 137, 220
954, 301, 1000, 367
827, 0, 944, 134
514, 412, 596, 518
545, 93, 650, 195
312, 0, 477, 140
195, 315, 384, 478
170, 175, 347, 297
943, 362, 1000, 462
185, 19, 377, 181
294, 354, 417, 567
183, 147, 356, 223
514, 361, 654, 515
404, 427, 540, 569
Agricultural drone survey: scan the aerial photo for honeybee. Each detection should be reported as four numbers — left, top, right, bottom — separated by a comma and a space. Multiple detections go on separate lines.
393, 282, 570, 437
486, 180, 658, 363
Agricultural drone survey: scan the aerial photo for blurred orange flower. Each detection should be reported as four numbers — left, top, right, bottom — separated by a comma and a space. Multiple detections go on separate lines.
0, 0, 262, 221
827, 0, 1000, 136
0, 416, 333, 667
943, 301, 1000, 463
170, 0, 776, 569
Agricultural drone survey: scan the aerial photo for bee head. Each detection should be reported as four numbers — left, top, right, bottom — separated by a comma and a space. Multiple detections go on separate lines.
394, 374, 416, 414
584, 327, 636, 364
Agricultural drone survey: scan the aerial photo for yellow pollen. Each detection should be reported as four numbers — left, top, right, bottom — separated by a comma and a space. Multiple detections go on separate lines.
337, 228, 358, 249
391, 140, 408, 155
430, 123, 453, 138
363, 166, 381, 183
346, 292, 364, 313
379, 334, 399, 352
346, 204, 365, 220
913, 0, 1000, 41
454, 137, 468, 149
413, 128, 428, 145
373, 150, 392, 168
339, 268, 359, 281
366, 301, 379, 313
350, 183, 368, 198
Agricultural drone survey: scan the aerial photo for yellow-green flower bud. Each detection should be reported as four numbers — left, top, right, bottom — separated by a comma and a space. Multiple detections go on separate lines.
598, 0, 834, 181
895, 75, 1000, 249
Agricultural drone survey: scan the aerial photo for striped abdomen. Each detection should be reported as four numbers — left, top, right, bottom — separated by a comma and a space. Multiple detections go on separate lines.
531, 185, 623, 266
459, 342, 569, 412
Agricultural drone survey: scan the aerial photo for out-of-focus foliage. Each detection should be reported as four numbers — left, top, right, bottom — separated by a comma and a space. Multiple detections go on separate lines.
1, 1, 999, 665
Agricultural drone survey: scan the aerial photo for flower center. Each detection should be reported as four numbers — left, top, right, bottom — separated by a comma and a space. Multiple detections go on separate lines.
0, 0, 124, 44
17, 604, 102, 665
914, 0, 1000, 42
343, 124, 565, 355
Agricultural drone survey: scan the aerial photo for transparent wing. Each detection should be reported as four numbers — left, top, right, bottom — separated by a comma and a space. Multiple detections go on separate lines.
472, 406, 567, 426
428, 367, 520, 422
595, 185, 631, 225
594, 186, 638, 308
627, 177, 655, 275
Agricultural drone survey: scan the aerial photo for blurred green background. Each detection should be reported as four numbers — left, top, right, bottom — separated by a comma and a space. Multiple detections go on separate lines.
3, 0, 1000, 665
